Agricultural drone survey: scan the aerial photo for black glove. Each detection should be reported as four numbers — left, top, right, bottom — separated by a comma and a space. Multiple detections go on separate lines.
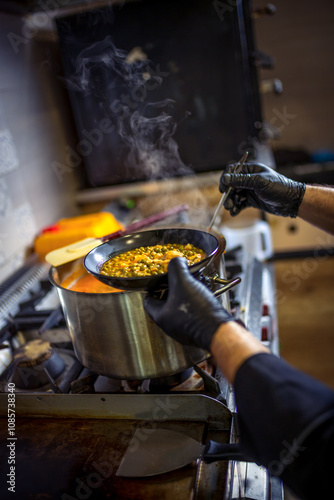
219, 162, 306, 217
144, 257, 235, 351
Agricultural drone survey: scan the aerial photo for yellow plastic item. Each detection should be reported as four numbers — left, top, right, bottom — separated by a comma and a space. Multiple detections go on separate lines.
34, 212, 124, 257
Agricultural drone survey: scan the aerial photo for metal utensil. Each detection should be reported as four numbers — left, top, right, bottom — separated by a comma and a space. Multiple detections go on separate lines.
208, 151, 249, 231
116, 428, 251, 477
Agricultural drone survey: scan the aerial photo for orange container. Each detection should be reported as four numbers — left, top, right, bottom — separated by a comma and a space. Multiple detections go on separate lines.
34, 212, 124, 257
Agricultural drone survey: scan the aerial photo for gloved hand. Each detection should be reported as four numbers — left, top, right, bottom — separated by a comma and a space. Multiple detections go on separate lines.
219, 162, 306, 217
144, 257, 235, 351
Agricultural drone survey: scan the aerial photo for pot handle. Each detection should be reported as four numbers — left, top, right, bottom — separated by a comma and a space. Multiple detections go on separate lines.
203, 441, 253, 463
210, 276, 241, 297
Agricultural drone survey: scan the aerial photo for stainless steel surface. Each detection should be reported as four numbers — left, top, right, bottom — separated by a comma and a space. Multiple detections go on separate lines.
207, 151, 249, 231
49, 231, 231, 380
193, 459, 229, 500
49, 273, 236, 379
239, 257, 264, 340
231, 461, 270, 500
50, 265, 209, 379
0, 393, 232, 429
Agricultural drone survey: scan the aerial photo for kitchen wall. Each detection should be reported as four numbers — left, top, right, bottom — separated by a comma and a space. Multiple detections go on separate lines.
1, 1, 333, 284
253, 0, 334, 157
0, 13, 79, 283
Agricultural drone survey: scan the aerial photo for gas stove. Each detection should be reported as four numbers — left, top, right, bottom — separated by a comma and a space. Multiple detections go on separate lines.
0, 221, 283, 500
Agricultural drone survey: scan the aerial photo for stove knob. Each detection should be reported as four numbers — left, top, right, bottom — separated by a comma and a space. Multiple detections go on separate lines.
251, 50, 275, 70
260, 78, 283, 95
262, 304, 270, 316
261, 304, 272, 343
252, 4, 277, 19
261, 325, 269, 342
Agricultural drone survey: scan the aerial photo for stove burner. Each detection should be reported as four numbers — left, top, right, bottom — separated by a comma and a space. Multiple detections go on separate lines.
14, 339, 52, 366
12, 339, 66, 390
149, 367, 194, 392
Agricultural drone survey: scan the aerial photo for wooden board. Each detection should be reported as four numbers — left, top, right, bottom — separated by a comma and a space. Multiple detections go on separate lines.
275, 257, 334, 389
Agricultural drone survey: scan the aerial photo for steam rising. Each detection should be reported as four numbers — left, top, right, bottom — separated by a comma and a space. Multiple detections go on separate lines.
69, 37, 150, 92
67, 36, 193, 180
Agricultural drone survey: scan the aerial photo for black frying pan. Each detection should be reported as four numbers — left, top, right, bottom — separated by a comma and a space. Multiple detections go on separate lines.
84, 228, 222, 291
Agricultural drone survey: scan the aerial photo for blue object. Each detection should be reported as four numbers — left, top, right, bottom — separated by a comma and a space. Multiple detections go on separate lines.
311, 149, 334, 163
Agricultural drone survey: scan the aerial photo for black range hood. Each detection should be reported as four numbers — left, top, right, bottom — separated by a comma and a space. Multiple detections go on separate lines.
0, 0, 122, 16
55, 0, 264, 188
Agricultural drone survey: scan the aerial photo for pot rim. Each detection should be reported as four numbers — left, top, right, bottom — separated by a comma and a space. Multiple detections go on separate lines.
48, 265, 128, 295
84, 227, 225, 291
49, 226, 226, 295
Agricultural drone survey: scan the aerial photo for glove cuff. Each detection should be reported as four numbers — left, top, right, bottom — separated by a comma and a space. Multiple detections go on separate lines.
282, 181, 306, 218
197, 314, 237, 352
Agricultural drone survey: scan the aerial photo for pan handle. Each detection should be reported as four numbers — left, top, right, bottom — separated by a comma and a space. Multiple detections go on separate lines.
149, 275, 241, 300
203, 441, 253, 463
210, 276, 242, 297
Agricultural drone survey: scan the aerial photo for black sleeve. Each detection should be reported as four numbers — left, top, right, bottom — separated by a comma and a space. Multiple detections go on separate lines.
234, 352, 334, 500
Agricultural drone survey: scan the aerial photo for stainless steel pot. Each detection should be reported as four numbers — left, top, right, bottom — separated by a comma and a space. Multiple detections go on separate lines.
49, 229, 238, 380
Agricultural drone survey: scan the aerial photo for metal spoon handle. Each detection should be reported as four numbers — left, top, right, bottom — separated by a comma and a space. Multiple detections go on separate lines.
208, 151, 249, 231
207, 190, 230, 232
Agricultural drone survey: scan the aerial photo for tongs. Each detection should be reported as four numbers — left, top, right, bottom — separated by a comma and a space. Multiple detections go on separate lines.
208, 151, 249, 231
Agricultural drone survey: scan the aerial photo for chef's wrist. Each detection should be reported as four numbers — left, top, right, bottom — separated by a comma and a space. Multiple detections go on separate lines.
210, 321, 269, 384
297, 184, 334, 234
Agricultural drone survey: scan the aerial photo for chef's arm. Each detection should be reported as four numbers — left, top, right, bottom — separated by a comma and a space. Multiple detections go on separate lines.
207, 310, 334, 500
219, 162, 334, 235
209, 321, 268, 383
298, 184, 334, 234
232, 351, 334, 500
145, 257, 334, 500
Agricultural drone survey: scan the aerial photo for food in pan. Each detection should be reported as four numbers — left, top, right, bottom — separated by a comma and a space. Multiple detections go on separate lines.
61, 267, 123, 293
100, 243, 206, 278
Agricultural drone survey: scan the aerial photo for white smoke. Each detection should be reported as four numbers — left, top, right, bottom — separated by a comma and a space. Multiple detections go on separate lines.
66, 35, 193, 180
